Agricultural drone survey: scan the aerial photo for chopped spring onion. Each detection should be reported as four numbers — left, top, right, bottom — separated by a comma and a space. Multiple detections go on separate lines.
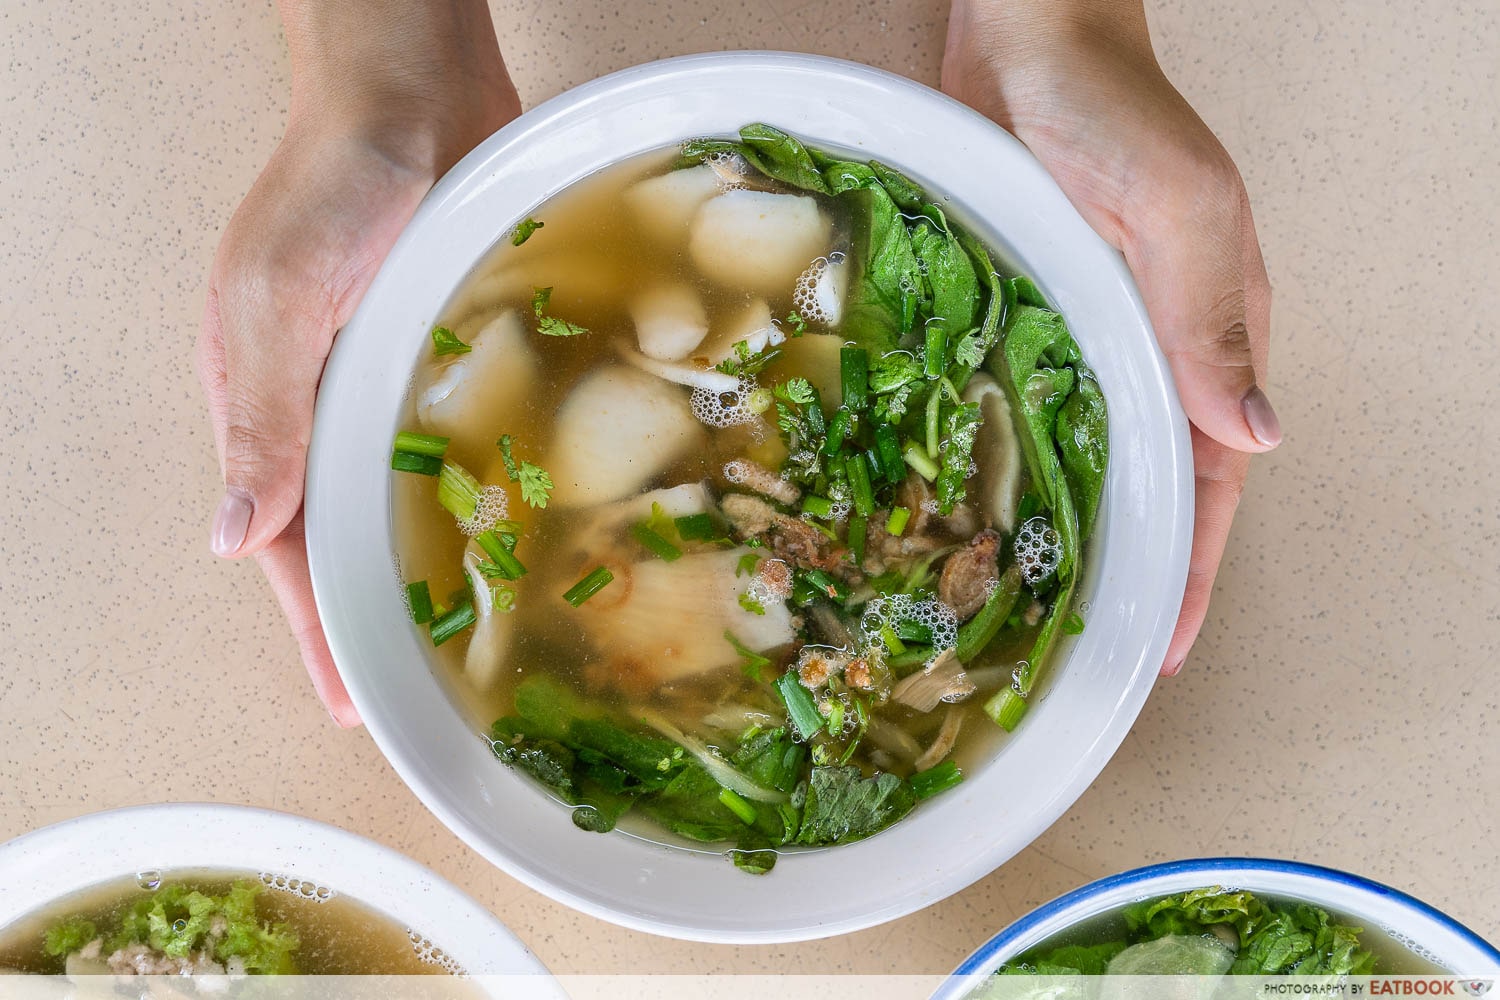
956, 565, 1023, 663
392, 431, 449, 457
825, 699, 845, 735
888, 643, 934, 675
985, 687, 1029, 732
437, 461, 483, 521
923, 326, 947, 379
802, 495, 834, 519
563, 566, 613, 607
910, 760, 963, 799
879, 624, 907, 656
823, 407, 852, 457
840, 346, 869, 411
903, 441, 940, 482
886, 506, 911, 536
925, 386, 942, 458
847, 515, 867, 564
475, 531, 526, 579
390, 451, 443, 476
846, 453, 875, 517
864, 446, 886, 483
790, 575, 820, 606
405, 581, 434, 624
673, 512, 721, 541
725, 630, 772, 681
429, 600, 476, 646
874, 423, 904, 481
800, 568, 849, 602
775, 671, 825, 742
896, 619, 934, 645
718, 787, 758, 825
631, 521, 682, 561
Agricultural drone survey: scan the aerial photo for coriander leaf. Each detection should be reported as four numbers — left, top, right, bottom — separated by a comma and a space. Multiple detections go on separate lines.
739, 591, 766, 615
1061, 611, 1085, 635
531, 286, 552, 316
518, 461, 553, 508
736, 552, 760, 577
511, 217, 544, 245
785, 311, 808, 335
537, 315, 590, 337
777, 378, 815, 406
430, 326, 471, 356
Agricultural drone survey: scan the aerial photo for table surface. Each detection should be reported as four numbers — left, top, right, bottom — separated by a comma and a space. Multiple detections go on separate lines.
2, 0, 1497, 974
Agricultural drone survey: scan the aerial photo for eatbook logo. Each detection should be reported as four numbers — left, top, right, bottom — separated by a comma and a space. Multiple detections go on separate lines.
1462, 982, 1492, 997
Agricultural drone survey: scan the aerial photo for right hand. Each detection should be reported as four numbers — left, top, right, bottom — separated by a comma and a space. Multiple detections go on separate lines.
197, 47, 519, 725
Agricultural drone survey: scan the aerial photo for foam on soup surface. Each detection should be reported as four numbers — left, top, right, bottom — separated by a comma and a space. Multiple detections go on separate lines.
390, 125, 1110, 873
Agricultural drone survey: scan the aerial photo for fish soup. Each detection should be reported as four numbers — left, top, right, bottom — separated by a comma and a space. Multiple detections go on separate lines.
390, 125, 1109, 872
0, 870, 457, 976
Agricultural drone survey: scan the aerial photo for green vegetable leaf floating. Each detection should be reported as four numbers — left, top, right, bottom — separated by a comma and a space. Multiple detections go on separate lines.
777, 377, 815, 406
511, 217, 544, 245
936, 400, 981, 514
531, 286, 589, 337
430, 325, 471, 356
43, 917, 97, 957
727, 630, 772, 681
496, 434, 519, 480
1055, 368, 1109, 541
737, 123, 831, 194
795, 765, 916, 845
518, 462, 553, 508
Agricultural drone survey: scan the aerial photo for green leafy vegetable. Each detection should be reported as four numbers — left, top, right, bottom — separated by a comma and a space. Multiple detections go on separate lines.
726, 630, 772, 681
1055, 368, 1109, 540
43, 917, 97, 957
430, 325, 471, 356
736, 123, 831, 194
795, 766, 916, 845
496, 434, 553, 508
775, 670, 824, 741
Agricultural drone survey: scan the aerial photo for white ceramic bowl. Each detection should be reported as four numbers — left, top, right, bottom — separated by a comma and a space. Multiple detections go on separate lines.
939, 858, 1500, 995
306, 51, 1194, 942
0, 804, 545, 978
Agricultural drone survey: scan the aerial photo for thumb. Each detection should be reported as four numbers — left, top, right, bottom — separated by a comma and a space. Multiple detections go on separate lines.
1126, 182, 1281, 454
201, 264, 337, 559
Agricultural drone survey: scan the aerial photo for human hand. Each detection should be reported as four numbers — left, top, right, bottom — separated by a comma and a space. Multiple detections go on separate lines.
942, 0, 1281, 676
197, 0, 519, 724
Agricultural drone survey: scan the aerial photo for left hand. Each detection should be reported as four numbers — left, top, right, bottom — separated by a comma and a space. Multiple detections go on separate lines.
942, 0, 1282, 676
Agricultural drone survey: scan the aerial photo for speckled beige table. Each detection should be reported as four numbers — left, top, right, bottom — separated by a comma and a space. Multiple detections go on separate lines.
2, 0, 1496, 974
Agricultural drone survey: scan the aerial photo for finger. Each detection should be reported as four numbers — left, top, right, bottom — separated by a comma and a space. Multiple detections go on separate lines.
1125, 161, 1281, 455
254, 510, 363, 728
1161, 427, 1250, 676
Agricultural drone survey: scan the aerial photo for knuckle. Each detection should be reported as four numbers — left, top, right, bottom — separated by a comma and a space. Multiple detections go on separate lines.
1194, 288, 1255, 371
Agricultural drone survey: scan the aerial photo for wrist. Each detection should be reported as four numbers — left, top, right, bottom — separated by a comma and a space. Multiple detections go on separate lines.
949, 0, 1153, 65
278, 0, 518, 177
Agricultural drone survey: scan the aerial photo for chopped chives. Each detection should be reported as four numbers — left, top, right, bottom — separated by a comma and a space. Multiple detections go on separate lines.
925, 386, 942, 458
802, 495, 835, 519
804, 386, 827, 437
896, 619, 934, 644
903, 441, 940, 481
864, 446, 885, 483
847, 515, 867, 564
823, 408, 852, 457
476, 531, 527, 579
563, 566, 614, 606
437, 461, 483, 521
631, 521, 682, 561
390, 451, 443, 476
392, 431, 450, 457
986, 687, 1029, 732
429, 600, 476, 646
874, 423, 904, 481
826, 699, 845, 736
886, 506, 911, 535
888, 643, 933, 674
956, 566, 1023, 662
840, 346, 869, 411
775, 670, 824, 741
717, 787, 758, 825
673, 512, 721, 541
801, 569, 849, 602
923, 326, 947, 379
846, 453, 875, 517
910, 760, 963, 799
405, 581, 434, 624
790, 575, 820, 606
879, 623, 907, 656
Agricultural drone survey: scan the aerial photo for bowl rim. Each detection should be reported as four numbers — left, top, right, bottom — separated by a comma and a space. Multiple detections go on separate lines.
306, 49, 1195, 942
945, 857, 1500, 986
0, 803, 546, 977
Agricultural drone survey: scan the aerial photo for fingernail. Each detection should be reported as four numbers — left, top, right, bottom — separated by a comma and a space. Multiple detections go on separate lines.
1162, 656, 1185, 677
1242, 385, 1283, 448
210, 488, 253, 557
